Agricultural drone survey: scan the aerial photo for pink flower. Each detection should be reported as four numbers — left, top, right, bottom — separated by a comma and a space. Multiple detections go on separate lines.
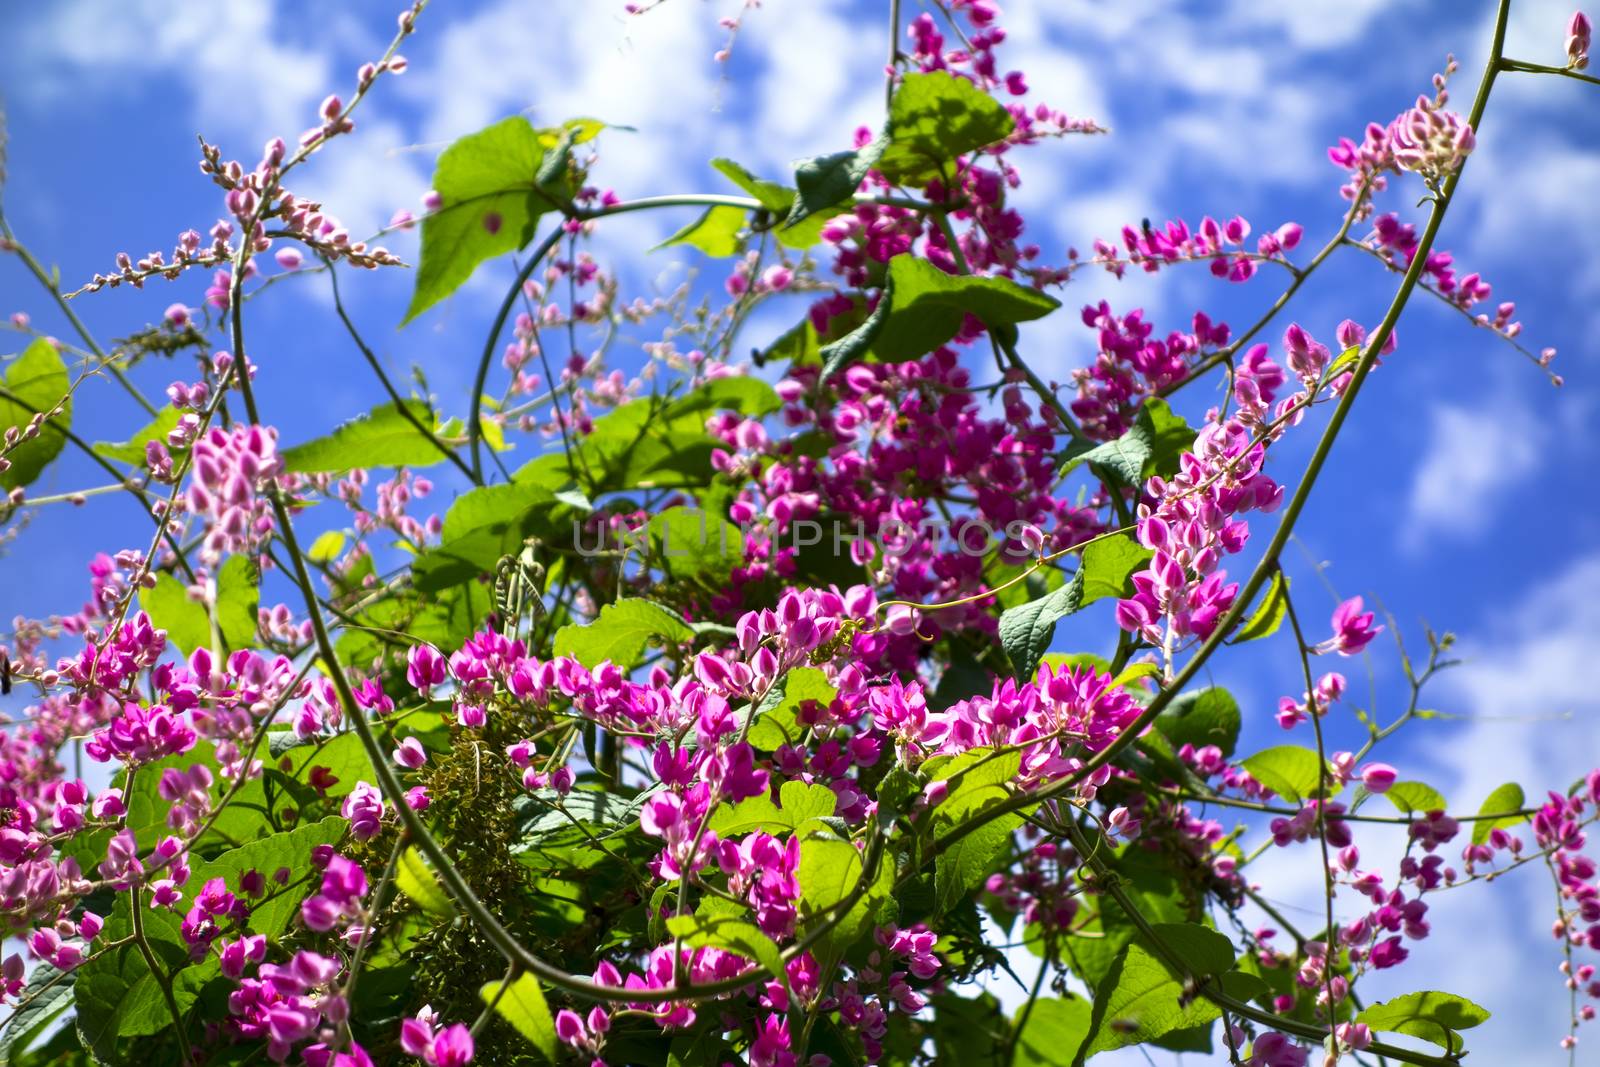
1569, 11, 1592, 69
164, 303, 192, 327
393, 736, 428, 770
407, 644, 447, 696
275, 247, 304, 270
1316, 596, 1382, 656
1360, 763, 1398, 793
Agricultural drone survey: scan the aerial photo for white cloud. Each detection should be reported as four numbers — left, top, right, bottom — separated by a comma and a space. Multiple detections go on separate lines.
1403, 397, 1542, 548
17, 0, 337, 147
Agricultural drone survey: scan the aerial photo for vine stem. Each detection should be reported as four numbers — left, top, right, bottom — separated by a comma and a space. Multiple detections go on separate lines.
1061, 817, 1460, 1067
0, 210, 159, 416
927, 0, 1514, 862
325, 259, 478, 484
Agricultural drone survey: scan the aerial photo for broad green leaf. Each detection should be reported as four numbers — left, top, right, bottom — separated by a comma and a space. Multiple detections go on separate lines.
441, 481, 557, 542
1155, 688, 1242, 758
552, 597, 694, 668
1382, 781, 1448, 816
1078, 534, 1153, 606
93, 404, 181, 466
139, 556, 255, 658
1241, 745, 1331, 804
0, 962, 73, 1062
1012, 996, 1092, 1067
1355, 990, 1489, 1052
0, 339, 71, 491
215, 553, 259, 648
654, 205, 747, 258
648, 506, 743, 583
74, 819, 344, 1060
711, 779, 838, 837
1067, 399, 1197, 488
663, 376, 782, 422
999, 569, 1085, 681
711, 157, 836, 249
481, 973, 558, 1061
192, 816, 347, 938
797, 835, 892, 961
1077, 942, 1220, 1061
396, 846, 454, 918
274, 730, 378, 799
1231, 569, 1288, 644
787, 140, 885, 228
748, 667, 838, 750
281, 400, 449, 473
666, 912, 786, 983
404, 116, 590, 322
869, 254, 1059, 364
1472, 782, 1527, 845
1147, 922, 1236, 977
876, 71, 1017, 183
306, 529, 347, 562
932, 749, 1023, 914
138, 574, 210, 656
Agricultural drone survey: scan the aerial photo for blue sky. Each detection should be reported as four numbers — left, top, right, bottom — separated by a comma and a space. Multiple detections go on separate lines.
2, 1, 1598, 1062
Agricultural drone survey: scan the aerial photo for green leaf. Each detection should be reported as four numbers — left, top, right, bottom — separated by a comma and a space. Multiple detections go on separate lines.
932, 749, 1023, 914
1147, 922, 1236, 977
648, 506, 744, 583
0, 339, 71, 491
282, 400, 449, 473
1067, 399, 1196, 488
1078, 534, 1153, 606
306, 529, 347, 562
138, 574, 210, 656
441, 481, 557, 542
998, 569, 1085, 681
74, 819, 345, 1061
274, 730, 377, 799
747, 667, 838, 750
1231, 569, 1288, 644
1077, 942, 1221, 1061
137, 556, 255, 661
1240, 745, 1331, 804
666, 912, 786, 984
396, 847, 454, 919
711, 157, 836, 249
876, 71, 1016, 184
663, 376, 782, 422
654, 204, 747, 258
710, 779, 839, 837
1472, 782, 1527, 845
551, 597, 694, 668
870, 255, 1059, 364
1012, 997, 1092, 1067
405, 116, 564, 322
481, 973, 558, 1062
797, 835, 892, 961
1355, 990, 1489, 1052
0, 962, 74, 1062
215, 554, 259, 648
787, 139, 885, 228
1382, 781, 1448, 816
93, 404, 182, 466
1155, 688, 1242, 758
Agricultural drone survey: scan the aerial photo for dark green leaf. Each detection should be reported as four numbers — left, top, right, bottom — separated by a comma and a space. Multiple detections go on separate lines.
1155, 688, 1242, 758
998, 569, 1085, 681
